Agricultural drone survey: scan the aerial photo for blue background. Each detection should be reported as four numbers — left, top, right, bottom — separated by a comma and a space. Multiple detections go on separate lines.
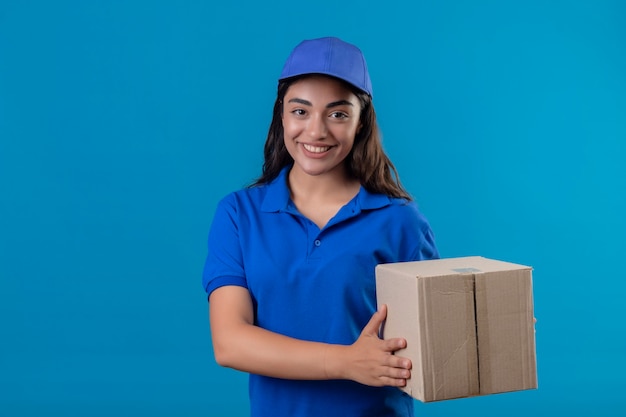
1, 1, 625, 416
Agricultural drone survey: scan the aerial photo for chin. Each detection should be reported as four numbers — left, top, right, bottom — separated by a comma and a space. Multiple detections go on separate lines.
295, 161, 345, 178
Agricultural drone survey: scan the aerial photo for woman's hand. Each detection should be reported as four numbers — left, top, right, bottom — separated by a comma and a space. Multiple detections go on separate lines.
327, 305, 412, 387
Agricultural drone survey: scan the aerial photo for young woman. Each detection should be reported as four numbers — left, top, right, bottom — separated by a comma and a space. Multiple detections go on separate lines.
203, 37, 439, 417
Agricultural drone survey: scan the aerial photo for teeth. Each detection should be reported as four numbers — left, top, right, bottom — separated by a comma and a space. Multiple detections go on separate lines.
303, 144, 331, 153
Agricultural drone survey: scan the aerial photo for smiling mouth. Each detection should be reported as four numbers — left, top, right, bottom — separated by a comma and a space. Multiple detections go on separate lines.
302, 144, 332, 153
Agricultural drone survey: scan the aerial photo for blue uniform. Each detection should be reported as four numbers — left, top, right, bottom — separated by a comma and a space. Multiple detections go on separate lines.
203, 166, 439, 417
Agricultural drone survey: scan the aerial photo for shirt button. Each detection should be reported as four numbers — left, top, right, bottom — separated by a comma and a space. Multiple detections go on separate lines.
314, 239, 321, 247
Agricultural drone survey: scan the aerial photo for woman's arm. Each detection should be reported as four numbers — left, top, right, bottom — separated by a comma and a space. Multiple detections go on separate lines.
209, 285, 411, 387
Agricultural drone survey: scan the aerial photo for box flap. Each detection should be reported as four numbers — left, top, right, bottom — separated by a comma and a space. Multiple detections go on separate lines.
417, 274, 479, 401
475, 269, 537, 394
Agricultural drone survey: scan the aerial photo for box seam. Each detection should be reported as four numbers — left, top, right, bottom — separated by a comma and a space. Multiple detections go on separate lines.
472, 273, 481, 395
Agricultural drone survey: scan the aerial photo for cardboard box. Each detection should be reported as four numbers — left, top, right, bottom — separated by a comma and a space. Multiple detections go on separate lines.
375, 256, 537, 402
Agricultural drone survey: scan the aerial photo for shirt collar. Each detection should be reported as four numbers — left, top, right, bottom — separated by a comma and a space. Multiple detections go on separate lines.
260, 165, 393, 213
357, 185, 393, 210
260, 167, 292, 212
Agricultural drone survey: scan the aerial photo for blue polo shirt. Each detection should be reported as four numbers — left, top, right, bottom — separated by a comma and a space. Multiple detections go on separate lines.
203, 166, 439, 417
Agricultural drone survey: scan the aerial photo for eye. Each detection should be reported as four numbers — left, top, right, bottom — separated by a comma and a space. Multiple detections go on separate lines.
329, 111, 349, 119
291, 108, 307, 117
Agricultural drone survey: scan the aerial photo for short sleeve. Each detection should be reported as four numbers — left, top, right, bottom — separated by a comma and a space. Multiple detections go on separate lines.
414, 223, 440, 261
202, 194, 248, 298
397, 200, 440, 262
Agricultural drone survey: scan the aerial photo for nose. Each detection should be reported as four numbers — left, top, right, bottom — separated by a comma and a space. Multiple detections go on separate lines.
305, 114, 327, 140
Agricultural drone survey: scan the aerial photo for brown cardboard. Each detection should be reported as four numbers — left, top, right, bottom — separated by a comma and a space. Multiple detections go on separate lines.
375, 256, 537, 402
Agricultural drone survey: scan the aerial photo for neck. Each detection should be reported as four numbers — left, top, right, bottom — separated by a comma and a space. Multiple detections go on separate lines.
288, 165, 358, 199
287, 165, 361, 229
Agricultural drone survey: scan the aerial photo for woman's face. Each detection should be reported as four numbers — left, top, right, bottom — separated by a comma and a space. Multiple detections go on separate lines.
281, 75, 362, 179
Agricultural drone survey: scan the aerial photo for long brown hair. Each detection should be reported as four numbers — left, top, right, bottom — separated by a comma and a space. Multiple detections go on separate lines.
251, 75, 412, 201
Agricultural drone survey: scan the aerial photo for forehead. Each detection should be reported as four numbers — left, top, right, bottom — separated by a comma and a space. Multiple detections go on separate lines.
284, 75, 360, 104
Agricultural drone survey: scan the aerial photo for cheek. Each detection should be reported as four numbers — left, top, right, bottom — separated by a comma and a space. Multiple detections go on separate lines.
281, 122, 297, 150
282, 119, 301, 140
334, 124, 359, 143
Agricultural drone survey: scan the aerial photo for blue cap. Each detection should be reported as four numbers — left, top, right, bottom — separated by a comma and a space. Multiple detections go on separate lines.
279, 37, 373, 97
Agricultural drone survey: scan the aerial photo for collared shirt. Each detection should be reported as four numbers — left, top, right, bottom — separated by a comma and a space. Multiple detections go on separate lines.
203, 166, 439, 417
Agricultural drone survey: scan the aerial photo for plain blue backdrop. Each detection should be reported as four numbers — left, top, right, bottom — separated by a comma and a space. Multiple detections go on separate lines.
1, 1, 625, 416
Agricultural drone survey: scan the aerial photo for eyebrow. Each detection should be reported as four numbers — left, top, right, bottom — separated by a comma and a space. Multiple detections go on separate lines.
287, 98, 354, 108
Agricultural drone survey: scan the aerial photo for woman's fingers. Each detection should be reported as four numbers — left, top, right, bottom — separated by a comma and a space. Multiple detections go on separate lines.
380, 375, 408, 387
341, 306, 413, 387
383, 336, 407, 353
386, 350, 411, 370
361, 304, 387, 336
